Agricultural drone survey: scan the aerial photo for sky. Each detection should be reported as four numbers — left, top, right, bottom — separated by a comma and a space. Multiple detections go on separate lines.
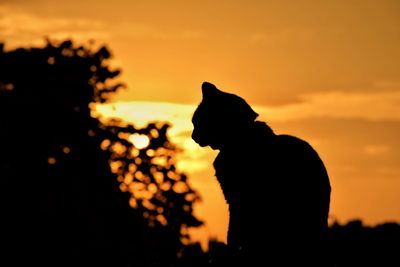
1, 0, 400, 248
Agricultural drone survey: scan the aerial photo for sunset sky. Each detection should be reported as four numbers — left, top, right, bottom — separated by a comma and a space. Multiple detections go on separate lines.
2, 0, 400, 248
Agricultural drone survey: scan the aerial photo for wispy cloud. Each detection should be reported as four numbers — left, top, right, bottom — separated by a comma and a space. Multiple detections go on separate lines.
0, 3, 206, 49
249, 27, 314, 44
0, 4, 109, 48
95, 90, 400, 138
115, 21, 206, 41
364, 145, 391, 156
256, 90, 400, 123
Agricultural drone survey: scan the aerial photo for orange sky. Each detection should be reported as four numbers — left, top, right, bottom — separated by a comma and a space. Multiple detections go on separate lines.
2, 0, 400, 249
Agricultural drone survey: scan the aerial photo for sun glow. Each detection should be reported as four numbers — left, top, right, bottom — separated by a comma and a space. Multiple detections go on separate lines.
94, 99, 400, 250
129, 133, 150, 149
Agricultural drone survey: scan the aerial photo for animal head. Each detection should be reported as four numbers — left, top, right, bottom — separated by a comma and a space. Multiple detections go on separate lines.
191, 82, 258, 149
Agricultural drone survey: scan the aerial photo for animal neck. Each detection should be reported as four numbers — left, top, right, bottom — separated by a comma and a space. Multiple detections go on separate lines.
218, 121, 275, 152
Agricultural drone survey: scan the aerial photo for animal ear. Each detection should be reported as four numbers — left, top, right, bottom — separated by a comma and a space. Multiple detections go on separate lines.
201, 81, 220, 99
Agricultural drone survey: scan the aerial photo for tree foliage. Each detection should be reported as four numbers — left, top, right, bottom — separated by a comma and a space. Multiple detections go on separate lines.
0, 40, 202, 265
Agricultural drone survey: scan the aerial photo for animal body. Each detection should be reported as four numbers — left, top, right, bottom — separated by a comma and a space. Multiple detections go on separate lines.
192, 82, 331, 265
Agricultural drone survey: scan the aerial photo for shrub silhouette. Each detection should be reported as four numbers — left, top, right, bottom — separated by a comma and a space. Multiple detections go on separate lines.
0, 40, 202, 266
328, 219, 400, 267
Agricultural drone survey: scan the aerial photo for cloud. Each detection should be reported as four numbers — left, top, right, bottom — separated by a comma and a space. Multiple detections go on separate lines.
95, 89, 400, 138
114, 21, 206, 41
0, 4, 109, 48
249, 27, 314, 44
108, 90, 371, 132
0, 3, 206, 50
364, 145, 391, 156
373, 80, 400, 90
256, 90, 400, 123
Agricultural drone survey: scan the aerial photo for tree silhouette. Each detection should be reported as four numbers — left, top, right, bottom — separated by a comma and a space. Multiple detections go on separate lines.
0, 40, 202, 266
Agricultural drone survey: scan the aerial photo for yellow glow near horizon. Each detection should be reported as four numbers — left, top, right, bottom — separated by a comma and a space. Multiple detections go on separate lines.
94, 100, 400, 249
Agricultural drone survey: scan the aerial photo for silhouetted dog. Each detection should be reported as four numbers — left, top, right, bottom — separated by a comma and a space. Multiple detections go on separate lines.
192, 82, 331, 266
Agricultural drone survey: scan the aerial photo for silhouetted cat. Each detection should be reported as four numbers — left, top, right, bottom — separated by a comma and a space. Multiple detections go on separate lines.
192, 82, 331, 266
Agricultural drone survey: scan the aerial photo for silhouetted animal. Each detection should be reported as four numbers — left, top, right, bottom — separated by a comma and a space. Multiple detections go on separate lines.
192, 82, 331, 266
